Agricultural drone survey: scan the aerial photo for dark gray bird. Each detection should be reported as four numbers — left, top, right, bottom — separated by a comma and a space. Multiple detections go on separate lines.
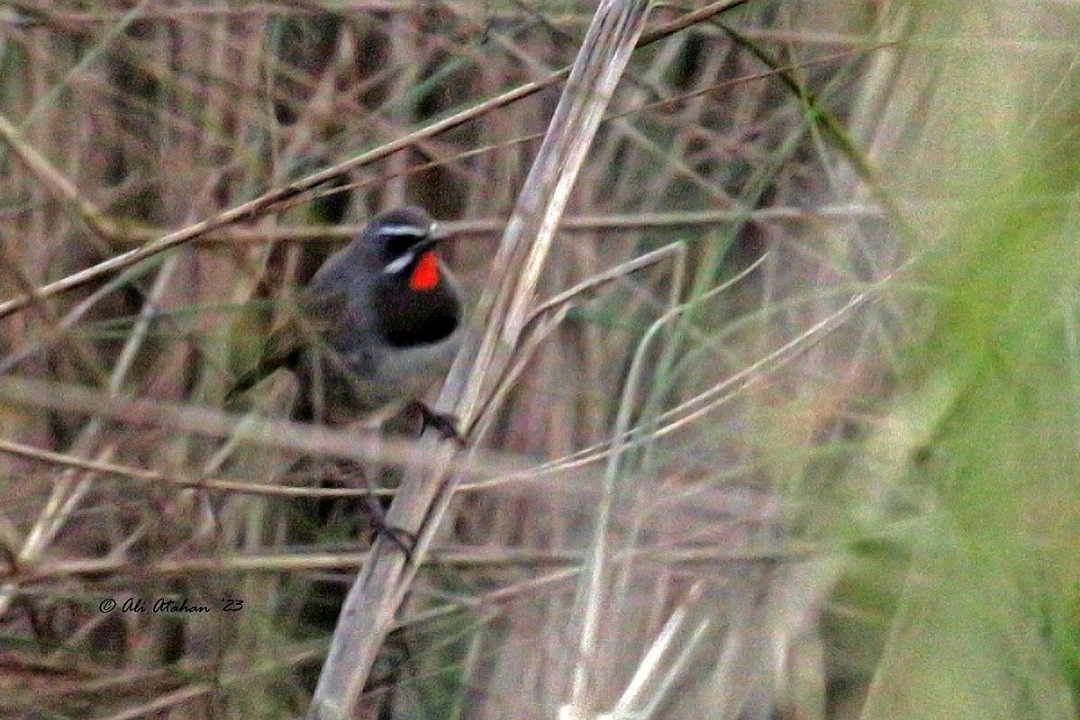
229, 206, 464, 433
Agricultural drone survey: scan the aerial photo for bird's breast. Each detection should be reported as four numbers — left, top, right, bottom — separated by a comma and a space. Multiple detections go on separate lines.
371, 272, 462, 349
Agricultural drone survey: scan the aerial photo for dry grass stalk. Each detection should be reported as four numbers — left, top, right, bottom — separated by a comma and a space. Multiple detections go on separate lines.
308, 2, 653, 718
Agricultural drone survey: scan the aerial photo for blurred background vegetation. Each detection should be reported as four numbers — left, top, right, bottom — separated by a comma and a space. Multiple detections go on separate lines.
0, 1, 1076, 718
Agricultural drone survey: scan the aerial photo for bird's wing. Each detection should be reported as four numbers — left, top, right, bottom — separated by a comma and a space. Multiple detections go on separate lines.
225, 287, 349, 401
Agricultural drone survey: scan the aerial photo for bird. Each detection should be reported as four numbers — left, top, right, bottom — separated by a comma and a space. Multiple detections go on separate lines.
228, 206, 464, 437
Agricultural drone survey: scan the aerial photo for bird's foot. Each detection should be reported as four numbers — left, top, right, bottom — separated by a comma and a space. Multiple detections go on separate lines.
402, 400, 466, 446
369, 519, 418, 564
360, 494, 417, 562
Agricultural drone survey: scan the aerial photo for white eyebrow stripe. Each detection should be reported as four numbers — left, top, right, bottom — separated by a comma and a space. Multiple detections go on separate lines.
379, 224, 428, 237
383, 252, 414, 274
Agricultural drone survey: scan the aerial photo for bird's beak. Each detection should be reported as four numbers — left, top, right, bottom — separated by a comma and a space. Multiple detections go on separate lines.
414, 222, 449, 254
428, 222, 449, 246
381, 223, 447, 276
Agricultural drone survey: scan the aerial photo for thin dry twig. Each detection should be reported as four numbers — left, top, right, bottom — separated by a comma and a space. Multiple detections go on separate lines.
469, 241, 688, 442
0, 0, 750, 321
104, 204, 886, 246
0, 112, 116, 244
0, 375, 527, 481
0, 437, 391, 499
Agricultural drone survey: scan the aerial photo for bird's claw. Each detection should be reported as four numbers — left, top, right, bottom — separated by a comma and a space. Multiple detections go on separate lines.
371, 523, 418, 563
403, 401, 466, 446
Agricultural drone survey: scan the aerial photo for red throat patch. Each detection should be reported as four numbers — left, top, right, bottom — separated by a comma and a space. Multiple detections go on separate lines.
409, 251, 439, 291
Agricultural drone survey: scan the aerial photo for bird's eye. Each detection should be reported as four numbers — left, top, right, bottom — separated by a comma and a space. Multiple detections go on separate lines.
385, 234, 414, 258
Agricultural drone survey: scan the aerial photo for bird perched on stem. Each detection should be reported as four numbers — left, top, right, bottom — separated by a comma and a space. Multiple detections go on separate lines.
228, 206, 464, 439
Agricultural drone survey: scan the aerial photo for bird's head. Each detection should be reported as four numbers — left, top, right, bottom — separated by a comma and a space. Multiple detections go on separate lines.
368, 206, 446, 292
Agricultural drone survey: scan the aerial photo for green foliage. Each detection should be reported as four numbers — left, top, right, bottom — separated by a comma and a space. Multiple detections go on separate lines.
825, 9, 1080, 716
